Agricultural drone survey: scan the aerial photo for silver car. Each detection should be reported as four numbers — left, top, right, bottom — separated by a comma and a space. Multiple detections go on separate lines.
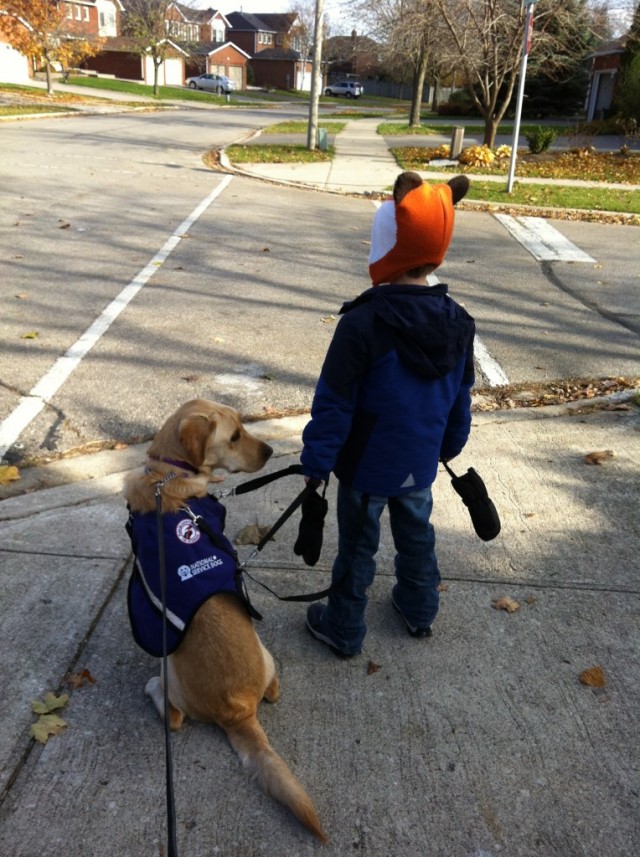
324, 81, 363, 98
186, 73, 236, 94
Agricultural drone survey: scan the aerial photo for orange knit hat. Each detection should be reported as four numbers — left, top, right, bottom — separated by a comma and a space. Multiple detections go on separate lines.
368, 174, 469, 286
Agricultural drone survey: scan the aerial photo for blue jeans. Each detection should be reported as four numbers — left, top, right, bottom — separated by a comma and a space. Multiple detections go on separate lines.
323, 482, 441, 653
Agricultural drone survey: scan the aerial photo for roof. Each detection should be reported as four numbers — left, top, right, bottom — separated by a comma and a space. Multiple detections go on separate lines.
225, 12, 276, 33
250, 47, 302, 62
171, 4, 229, 26
187, 40, 251, 59
589, 36, 627, 58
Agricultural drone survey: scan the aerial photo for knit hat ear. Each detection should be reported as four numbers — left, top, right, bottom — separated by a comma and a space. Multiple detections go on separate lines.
368, 174, 469, 286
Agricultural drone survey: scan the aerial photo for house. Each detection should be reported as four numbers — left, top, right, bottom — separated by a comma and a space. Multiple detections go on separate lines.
165, 4, 228, 45
585, 37, 626, 120
81, 36, 189, 86
184, 41, 250, 90
0, 0, 122, 83
224, 10, 312, 90
325, 31, 381, 82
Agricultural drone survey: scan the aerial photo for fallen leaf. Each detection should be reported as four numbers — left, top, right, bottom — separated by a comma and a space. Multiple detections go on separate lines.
579, 666, 606, 688
113, 442, 128, 451
367, 660, 381, 675
437, 582, 449, 592
30, 713, 67, 744
321, 315, 336, 323
524, 594, 537, 605
262, 247, 270, 252
492, 596, 520, 613
584, 450, 614, 465
15, 291, 28, 298
31, 692, 69, 714
58, 222, 70, 229
0, 465, 20, 485
20, 331, 39, 339
182, 374, 201, 382
66, 669, 96, 690
235, 523, 272, 545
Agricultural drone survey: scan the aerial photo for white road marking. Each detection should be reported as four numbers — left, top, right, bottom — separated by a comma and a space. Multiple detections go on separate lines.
0, 176, 234, 462
494, 214, 597, 262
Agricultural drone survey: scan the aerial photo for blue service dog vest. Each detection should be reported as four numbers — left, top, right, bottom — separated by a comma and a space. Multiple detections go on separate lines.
126, 495, 257, 657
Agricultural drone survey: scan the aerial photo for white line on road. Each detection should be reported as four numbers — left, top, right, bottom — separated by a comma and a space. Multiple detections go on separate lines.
0, 175, 234, 462
494, 214, 597, 262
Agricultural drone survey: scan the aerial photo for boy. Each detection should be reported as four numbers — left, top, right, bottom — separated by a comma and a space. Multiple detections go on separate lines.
299, 171, 475, 658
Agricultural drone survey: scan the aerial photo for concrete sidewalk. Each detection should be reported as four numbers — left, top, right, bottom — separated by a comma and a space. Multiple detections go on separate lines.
1, 404, 638, 856
230, 116, 640, 196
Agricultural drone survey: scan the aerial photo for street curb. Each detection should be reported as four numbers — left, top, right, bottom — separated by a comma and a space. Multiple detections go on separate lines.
1, 393, 636, 501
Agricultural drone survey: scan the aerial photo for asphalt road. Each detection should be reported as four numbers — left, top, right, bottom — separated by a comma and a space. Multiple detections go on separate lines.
1, 106, 638, 464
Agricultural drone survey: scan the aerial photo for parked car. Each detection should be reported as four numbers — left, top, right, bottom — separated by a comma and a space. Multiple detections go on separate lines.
186, 73, 236, 94
324, 81, 363, 98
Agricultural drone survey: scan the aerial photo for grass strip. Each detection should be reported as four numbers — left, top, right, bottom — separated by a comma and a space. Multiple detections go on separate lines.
0, 104, 78, 116
460, 179, 640, 214
262, 120, 346, 135
226, 143, 332, 163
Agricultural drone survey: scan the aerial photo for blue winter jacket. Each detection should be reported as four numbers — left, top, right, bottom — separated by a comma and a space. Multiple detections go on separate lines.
301, 283, 475, 496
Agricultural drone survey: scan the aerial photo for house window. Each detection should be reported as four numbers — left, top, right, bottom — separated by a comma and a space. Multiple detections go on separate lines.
66, 6, 73, 18
75, 6, 82, 19
84, 7, 89, 20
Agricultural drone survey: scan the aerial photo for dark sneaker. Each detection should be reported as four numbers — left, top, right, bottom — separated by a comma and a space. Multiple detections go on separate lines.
305, 604, 359, 658
392, 594, 433, 639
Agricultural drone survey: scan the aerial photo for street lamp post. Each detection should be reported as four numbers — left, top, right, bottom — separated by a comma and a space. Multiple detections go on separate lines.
307, 0, 325, 151
506, 0, 537, 193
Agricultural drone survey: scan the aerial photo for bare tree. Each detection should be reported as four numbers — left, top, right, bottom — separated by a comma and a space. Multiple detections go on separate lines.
124, 0, 189, 96
433, 0, 598, 147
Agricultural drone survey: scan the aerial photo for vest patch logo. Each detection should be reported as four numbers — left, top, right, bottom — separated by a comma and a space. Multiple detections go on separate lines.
178, 555, 224, 581
176, 519, 201, 544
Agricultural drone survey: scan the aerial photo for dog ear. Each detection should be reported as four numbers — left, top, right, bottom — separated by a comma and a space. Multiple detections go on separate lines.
179, 414, 215, 468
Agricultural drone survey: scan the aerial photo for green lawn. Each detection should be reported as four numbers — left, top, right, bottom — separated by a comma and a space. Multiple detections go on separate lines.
226, 143, 333, 163
66, 75, 228, 102
461, 180, 640, 215
0, 103, 78, 116
261, 120, 347, 135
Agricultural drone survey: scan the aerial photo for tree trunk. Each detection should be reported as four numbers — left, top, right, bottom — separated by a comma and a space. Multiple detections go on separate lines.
483, 114, 499, 148
153, 58, 160, 97
431, 77, 440, 113
409, 52, 428, 127
45, 57, 53, 95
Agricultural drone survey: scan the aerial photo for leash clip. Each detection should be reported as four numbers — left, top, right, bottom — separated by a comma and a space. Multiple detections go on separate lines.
154, 471, 177, 497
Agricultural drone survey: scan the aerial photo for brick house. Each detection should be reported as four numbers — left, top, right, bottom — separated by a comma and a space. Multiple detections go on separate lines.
224, 10, 313, 90
585, 37, 627, 121
0, 0, 123, 82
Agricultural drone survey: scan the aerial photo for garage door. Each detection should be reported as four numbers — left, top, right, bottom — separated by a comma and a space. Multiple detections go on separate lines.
211, 63, 243, 90
0, 42, 30, 84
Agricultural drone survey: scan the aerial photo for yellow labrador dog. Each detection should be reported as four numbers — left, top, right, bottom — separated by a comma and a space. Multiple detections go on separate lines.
125, 399, 326, 842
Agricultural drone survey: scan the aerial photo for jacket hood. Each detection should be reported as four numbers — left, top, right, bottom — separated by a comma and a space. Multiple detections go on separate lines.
342, 284, 475, 381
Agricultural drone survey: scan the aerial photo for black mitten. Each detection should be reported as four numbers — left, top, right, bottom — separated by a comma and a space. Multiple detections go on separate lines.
442, 461, 501, 541
294, 489, 328, 566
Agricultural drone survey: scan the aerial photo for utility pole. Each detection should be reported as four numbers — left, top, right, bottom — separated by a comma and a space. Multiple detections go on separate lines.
307, 0, 324, 150
507, 0, 537, 193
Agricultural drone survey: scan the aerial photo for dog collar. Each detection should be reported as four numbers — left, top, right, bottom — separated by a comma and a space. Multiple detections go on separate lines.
147, 456, 200, 475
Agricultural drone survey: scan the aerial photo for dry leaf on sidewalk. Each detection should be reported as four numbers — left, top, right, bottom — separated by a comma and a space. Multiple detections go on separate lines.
579, 666, 606, 688
492, 596, 520, 613
235, 523, 272, 545
66, 669, 96, 690
367, 660, 381, 675
584, 450, 614, 465
30, 692, 70, 744
30, 713, 68, 744
0, 465, 20, 485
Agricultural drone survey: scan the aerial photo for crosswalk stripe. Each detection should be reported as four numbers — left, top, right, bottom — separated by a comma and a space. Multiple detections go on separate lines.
494, 214, 597, 262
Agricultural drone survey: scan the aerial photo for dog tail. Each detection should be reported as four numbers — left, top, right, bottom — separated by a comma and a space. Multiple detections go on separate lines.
225, 716, 327, 843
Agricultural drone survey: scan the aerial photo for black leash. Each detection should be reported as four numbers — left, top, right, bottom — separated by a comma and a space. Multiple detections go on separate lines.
154, 477, 179, 857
